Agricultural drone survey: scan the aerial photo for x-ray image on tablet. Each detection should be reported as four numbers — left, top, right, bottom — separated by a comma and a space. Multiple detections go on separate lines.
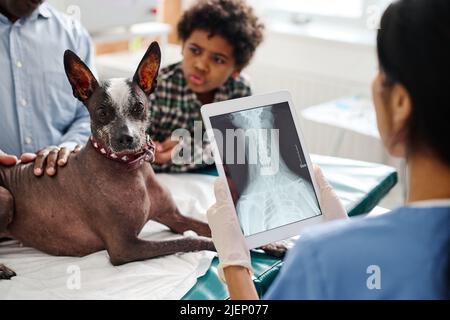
202, 91, 324, 248
209, 102, 321, 237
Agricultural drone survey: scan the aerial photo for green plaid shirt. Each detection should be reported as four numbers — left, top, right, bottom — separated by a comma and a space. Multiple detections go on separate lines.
148, 62, 252, 173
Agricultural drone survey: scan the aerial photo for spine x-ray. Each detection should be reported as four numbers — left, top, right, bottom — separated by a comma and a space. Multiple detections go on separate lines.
210, 103, 321, 236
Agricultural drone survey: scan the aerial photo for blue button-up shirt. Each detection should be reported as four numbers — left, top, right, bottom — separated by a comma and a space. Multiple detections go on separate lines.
0, 3, 95, 156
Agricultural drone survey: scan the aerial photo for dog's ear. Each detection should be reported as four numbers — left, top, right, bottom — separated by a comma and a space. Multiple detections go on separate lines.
133, 42, 161, 96
64, 50, 99, 103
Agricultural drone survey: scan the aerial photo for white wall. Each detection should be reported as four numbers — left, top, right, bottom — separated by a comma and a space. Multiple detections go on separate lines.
47, 0, 161, 34
245, 22, 378, 110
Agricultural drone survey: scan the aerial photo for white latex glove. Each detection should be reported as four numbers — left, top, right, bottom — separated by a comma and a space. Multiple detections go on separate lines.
313, 164, 349, 221
206, 178, 252, 282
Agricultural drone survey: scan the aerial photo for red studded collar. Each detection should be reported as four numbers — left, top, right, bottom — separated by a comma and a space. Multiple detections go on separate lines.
90, 135, 155, 170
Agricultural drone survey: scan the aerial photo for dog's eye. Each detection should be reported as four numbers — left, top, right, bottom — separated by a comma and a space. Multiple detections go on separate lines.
97, 108, 107, 119
131, 104, 144, 115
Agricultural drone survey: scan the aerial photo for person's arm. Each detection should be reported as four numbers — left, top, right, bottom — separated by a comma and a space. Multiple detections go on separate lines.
223, 266, 259, 300
147, 89, 183, 172
206, 178, 257, 299
58, 105, 90, 151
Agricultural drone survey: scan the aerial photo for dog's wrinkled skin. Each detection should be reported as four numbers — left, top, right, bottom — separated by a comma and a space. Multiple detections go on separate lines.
0, 42, 214, 279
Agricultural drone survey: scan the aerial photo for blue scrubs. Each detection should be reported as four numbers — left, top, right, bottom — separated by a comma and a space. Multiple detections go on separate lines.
264, 204, 450, 299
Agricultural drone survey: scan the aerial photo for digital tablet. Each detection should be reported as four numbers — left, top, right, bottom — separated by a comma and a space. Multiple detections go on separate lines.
201, 91, 324, 249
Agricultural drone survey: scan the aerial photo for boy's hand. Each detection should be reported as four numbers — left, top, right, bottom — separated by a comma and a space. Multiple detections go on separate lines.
154, 137, 180, 165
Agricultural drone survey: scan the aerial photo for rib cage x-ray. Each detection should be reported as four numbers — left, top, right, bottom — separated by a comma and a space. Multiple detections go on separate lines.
211, 103, 321, 237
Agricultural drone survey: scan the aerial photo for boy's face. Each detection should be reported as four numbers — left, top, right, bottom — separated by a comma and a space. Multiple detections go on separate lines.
181, 29, 239, 94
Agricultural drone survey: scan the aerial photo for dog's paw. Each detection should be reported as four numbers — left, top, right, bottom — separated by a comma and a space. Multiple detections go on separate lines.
0, 264, 16, 280
259, 241, 289, 258
197, 238, 216, 252
206, 240, 216, 252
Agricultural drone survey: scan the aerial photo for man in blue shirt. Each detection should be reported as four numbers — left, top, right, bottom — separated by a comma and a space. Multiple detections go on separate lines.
0, 0, 95, 175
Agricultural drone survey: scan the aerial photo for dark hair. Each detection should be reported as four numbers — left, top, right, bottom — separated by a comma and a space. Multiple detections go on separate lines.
177, 0, 264, 69
377, 0, 450, 165
379, 0, 450, 297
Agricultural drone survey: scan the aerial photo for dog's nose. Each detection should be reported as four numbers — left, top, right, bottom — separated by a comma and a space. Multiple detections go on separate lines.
118, 134, 134, 148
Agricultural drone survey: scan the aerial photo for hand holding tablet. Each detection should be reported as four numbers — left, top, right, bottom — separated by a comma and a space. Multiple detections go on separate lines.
207, 178, 253, 282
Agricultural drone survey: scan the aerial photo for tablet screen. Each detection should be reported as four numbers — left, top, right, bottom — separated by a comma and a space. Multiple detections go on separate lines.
210, 102, 321, 236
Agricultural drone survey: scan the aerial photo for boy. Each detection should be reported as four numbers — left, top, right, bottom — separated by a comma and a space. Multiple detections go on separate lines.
149, 0, 264, 172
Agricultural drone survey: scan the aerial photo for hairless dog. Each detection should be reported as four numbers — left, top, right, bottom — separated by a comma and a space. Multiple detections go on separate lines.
0, 42, 214, 279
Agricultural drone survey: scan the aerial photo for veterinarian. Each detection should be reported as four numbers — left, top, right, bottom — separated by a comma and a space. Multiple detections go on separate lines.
207, 0, 450, 299
0, 0, 95, 176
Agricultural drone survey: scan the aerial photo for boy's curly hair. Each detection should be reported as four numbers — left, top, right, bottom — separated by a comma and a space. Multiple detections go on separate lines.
177, 0, 264, 69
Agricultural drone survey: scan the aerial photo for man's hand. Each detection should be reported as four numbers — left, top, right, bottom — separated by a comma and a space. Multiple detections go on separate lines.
0, 149, 38, 167
20, 153, 37, 163
33, 144, 81, 176
154, 137, 180, 165
0, 150, 19, 166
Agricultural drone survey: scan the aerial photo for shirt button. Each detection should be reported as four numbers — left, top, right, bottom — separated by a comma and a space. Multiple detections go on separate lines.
16, 61, 22, 68
21, 98, 27, 107
25, 137, 32, 145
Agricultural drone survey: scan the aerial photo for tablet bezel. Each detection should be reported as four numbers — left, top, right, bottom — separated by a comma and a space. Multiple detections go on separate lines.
201, 90, 324, 249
